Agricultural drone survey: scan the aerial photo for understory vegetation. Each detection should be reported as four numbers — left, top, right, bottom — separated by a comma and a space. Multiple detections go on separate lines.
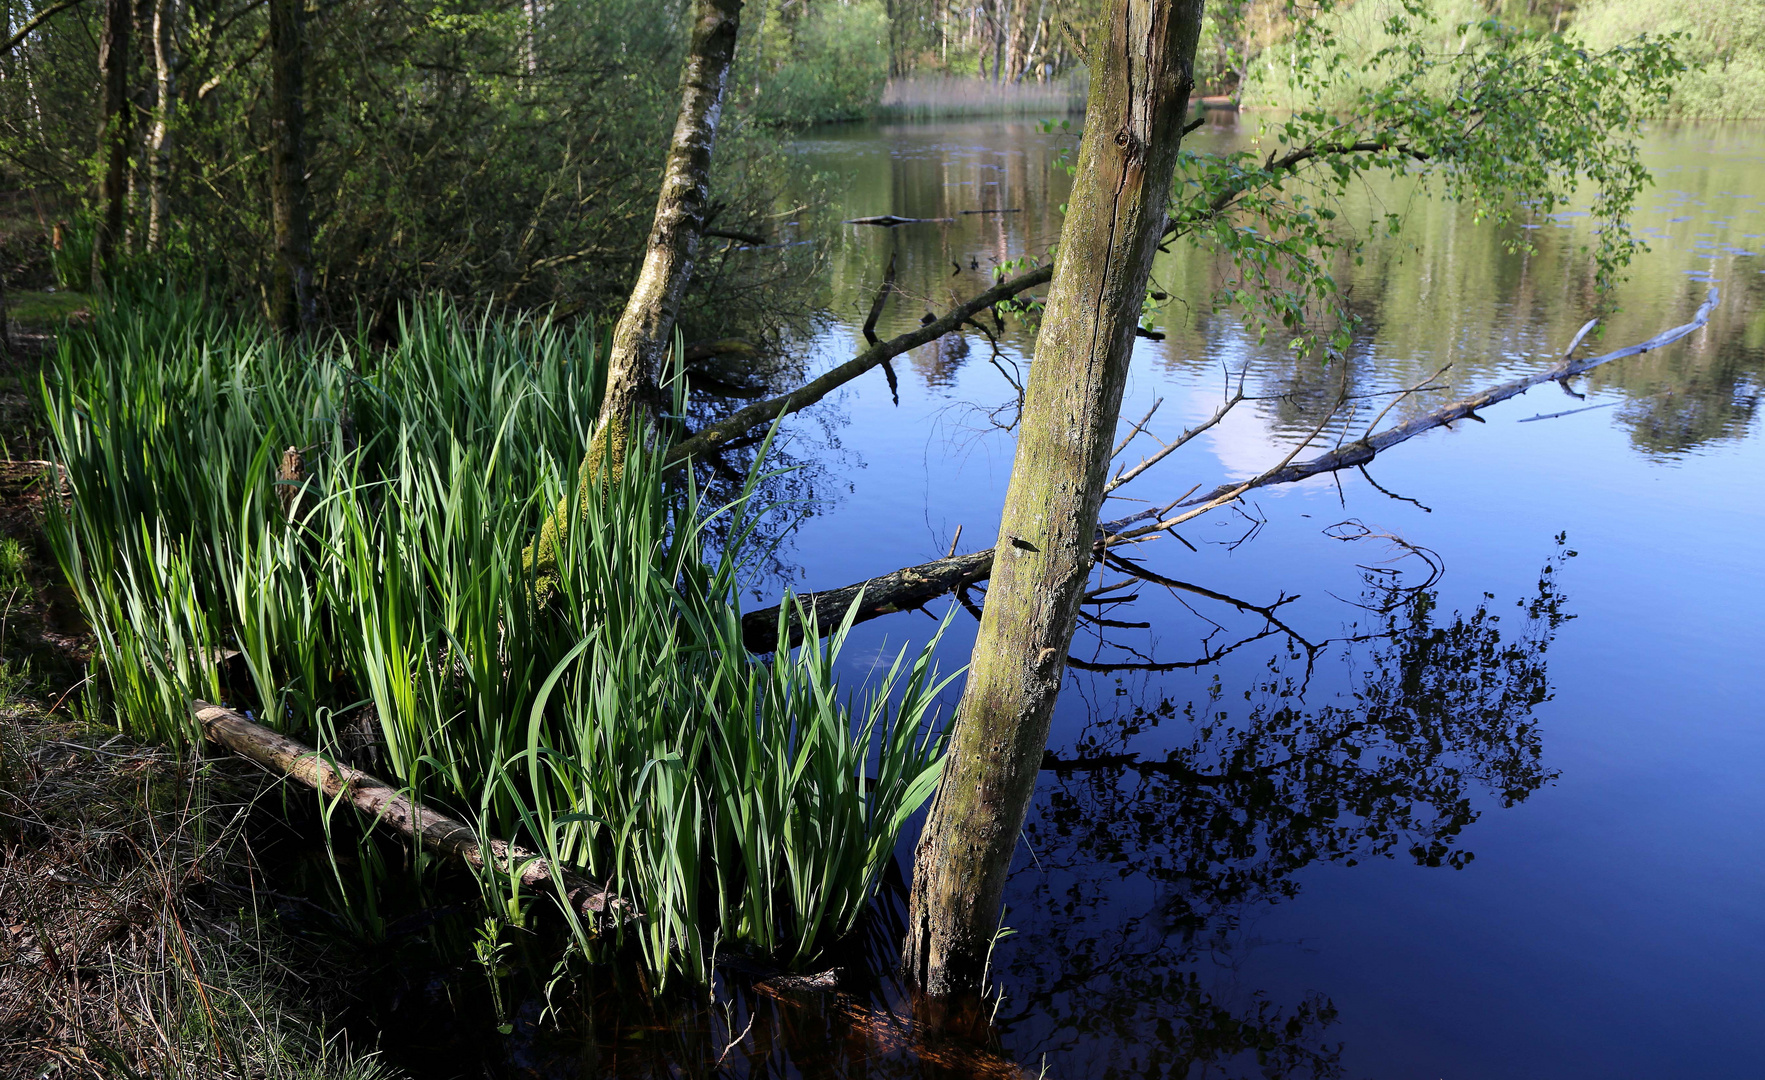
38, 293, 953, 987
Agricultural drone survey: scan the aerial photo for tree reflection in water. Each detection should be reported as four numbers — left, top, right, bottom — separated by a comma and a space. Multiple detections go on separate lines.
996, 543, 1576, 1078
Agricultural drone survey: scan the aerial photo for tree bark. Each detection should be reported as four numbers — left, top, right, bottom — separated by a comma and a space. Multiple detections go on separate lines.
146, 0, 179, 251
90, 0, 131, 293
902, 0, 1204, 999
526, 0, 742, 578
267, 0, 314, 334
589, 0, 743, 476
193, 700, 633, 925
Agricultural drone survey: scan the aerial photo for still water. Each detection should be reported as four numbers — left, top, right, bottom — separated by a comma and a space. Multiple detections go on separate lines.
717, 116, 1764, 1078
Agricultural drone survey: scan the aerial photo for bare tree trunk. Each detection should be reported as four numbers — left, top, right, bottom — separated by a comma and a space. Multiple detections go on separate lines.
902, 0, 1205, 1000
267, 0, 314, 334
146, 0, 179, 250
90, 0, 131, 293
586, 0, 743, 477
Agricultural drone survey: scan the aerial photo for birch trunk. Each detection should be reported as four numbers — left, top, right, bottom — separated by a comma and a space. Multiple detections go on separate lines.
90, 0, 130, 293
587, 0, 742, 476
267, 0, 314, 334
146, 0, 179, 250
902, 0, 1205, 1000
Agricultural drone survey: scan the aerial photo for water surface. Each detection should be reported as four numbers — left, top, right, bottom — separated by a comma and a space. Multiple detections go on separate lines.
736, 116, 1765, 1079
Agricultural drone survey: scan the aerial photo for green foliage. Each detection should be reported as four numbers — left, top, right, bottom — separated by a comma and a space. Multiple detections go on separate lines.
1171, 0, 1684, 357
41, 291, 953, 985
0, 0, 811, 336
751, 0, 891, 124
1574, 0, 1765, 118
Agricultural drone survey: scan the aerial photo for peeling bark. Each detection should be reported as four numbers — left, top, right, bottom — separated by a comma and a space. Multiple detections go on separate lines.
901, 0, 1205, 1000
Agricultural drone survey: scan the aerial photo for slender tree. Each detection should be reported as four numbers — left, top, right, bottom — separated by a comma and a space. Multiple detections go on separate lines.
529, 0, 744, 576
590, 0, 743, 473
146, 0, 179, 250
90, 0, 130, 292
267, 0, 314, 333
902, 0, 1206, 999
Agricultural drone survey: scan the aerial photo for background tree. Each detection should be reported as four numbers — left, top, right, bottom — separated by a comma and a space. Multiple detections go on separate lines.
266, 0, 313, 334
89, 0, 128, 291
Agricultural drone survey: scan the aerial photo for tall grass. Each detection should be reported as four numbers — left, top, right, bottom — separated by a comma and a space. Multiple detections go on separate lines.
876, 73, 1089, 120
41, 290, 954, 987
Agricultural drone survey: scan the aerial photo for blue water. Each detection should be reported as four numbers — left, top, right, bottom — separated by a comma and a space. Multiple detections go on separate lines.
752, 117, 1765, 1078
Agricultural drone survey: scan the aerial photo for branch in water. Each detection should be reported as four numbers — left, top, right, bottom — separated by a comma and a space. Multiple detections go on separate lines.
737, 289, 1719, 647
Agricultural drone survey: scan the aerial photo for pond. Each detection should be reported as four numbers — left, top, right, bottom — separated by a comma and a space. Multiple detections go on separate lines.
720, 116, 1764, 1079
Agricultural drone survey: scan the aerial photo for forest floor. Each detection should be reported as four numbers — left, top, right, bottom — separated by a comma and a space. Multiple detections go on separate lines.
0, 307, 394, 1080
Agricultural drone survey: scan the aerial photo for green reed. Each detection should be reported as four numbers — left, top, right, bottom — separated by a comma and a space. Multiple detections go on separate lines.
41, 290, 953, 987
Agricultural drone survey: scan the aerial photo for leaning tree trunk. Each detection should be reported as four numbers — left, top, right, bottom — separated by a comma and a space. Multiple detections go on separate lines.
267, 0, 314, 334
902, 0, 1205, 1000
589, 0, 743, 476
90, 0, 130, 293
527, 0, 742, 577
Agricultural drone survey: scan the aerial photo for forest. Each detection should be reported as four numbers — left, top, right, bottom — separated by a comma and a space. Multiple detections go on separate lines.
2, 1, 1762, 1078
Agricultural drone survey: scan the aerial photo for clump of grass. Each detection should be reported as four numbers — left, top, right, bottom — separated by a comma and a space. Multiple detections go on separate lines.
41, 289, 954, 987
0, 536, 24, 596
876, 73, 1088, 120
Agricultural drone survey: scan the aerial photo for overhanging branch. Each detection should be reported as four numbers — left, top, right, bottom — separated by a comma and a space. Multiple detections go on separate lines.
666, 263, 1054, 466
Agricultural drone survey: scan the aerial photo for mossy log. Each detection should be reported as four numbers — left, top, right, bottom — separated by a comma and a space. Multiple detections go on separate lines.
192, 700, 632, 926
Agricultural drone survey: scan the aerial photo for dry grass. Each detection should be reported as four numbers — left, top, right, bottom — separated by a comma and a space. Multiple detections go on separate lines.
0, 698, 396, 1080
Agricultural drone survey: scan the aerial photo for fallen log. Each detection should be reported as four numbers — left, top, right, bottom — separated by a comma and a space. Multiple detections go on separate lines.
193, 700, 633, 927
741, 550, 992, 652
737, 288, 1719, 646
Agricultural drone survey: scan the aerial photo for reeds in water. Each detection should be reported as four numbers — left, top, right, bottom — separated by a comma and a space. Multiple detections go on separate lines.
42, 291, 955, 987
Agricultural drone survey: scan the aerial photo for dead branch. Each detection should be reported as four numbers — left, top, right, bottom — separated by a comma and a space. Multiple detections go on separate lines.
736, 289, 1717, 648
844, 215, 954, 226
861, 252, 898, 347
739, 550, 993, 652
1115, 286, 1718, 524
192, 700, 633, 927
667, 263, 1054, 465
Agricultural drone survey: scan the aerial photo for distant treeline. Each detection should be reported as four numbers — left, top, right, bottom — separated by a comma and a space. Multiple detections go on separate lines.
757, 0, 1764, 122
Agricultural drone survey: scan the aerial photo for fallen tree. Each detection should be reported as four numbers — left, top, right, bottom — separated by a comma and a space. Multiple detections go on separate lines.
192, 699, 632, 927
738, 287, 1720, 650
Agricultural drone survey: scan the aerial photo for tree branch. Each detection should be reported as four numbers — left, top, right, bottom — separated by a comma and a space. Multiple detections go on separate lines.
667, 263, 1054, 466
1, 0, 87, 58
738, 289, 1719, 648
